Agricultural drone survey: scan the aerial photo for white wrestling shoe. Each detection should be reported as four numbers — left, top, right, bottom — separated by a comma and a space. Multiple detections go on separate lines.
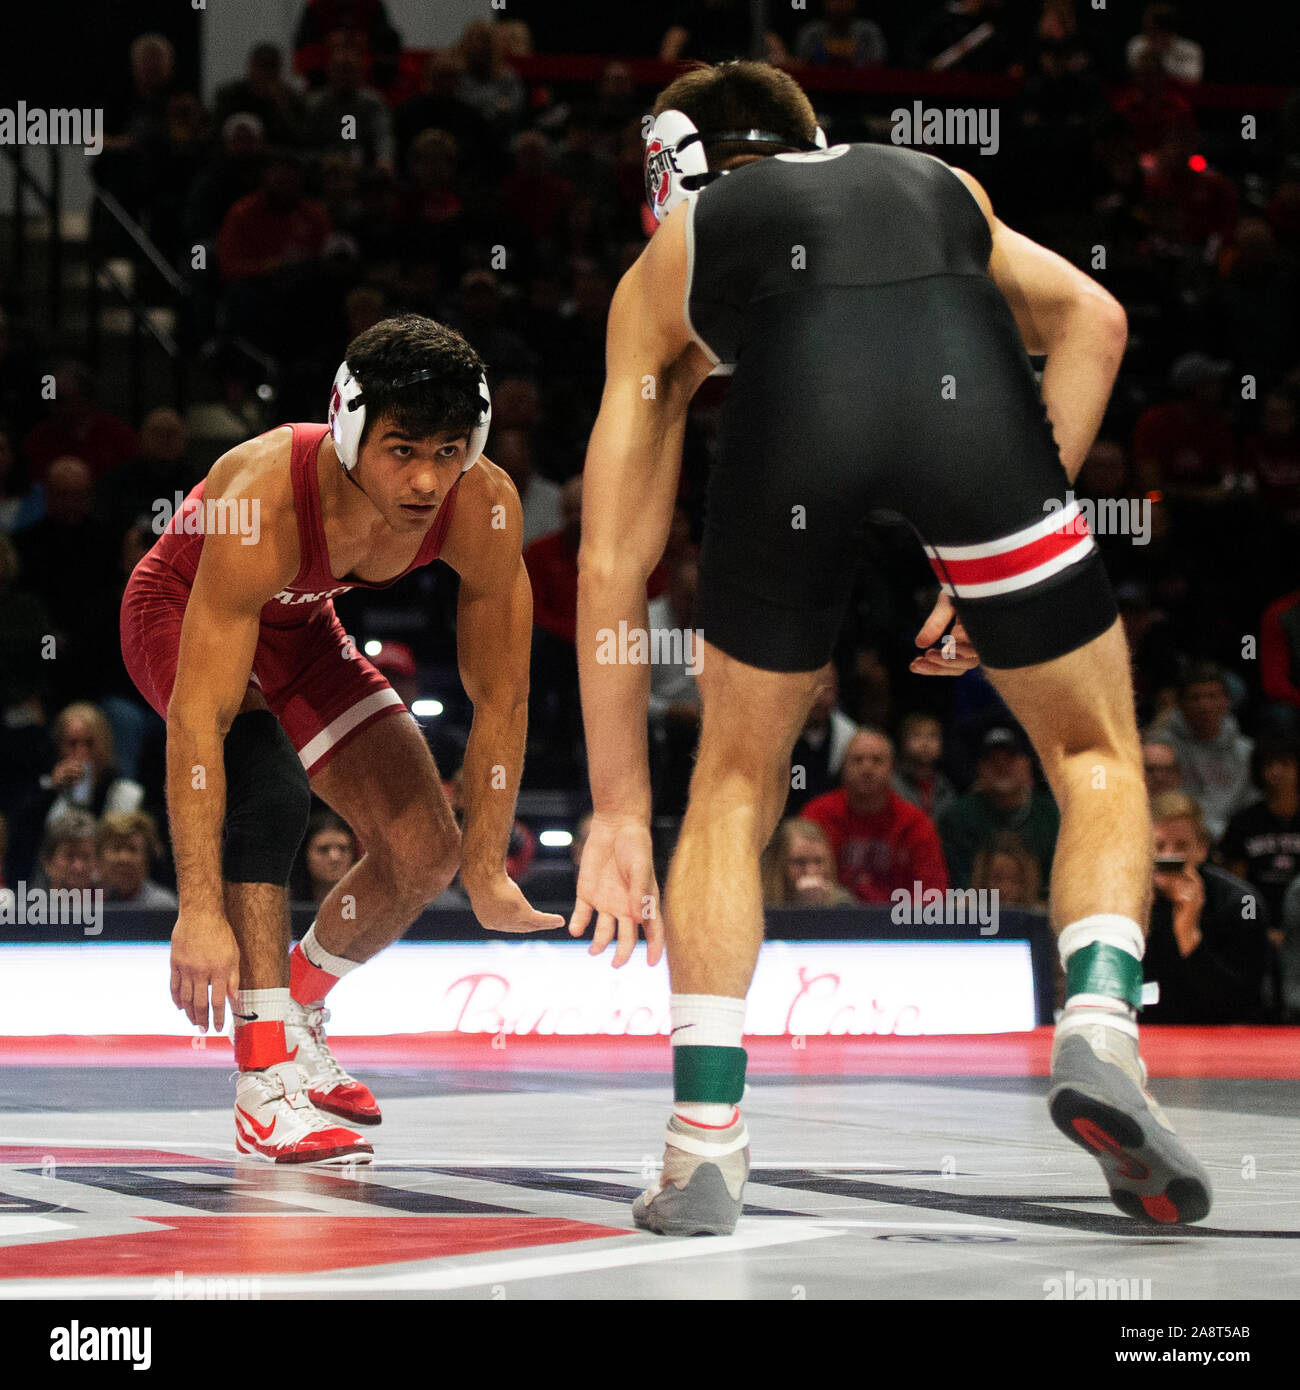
284, 999, 382, 1126
233, 1060, 374, 1164
633, 1111, 750, 1236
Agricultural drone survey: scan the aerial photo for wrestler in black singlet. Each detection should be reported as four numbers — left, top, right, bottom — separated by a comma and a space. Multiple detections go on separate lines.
683, 140, 1118, 672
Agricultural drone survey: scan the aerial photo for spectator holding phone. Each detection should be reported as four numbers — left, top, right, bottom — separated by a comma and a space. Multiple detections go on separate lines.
1144, 792, 1273, 1023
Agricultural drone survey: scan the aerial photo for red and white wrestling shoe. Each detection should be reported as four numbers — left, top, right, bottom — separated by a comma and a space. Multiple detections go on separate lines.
234, 1061, 374, 1164
285, 1000, 382, 1126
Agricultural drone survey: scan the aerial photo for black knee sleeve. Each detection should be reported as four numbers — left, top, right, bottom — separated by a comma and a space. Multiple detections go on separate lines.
221, 709, 311, 885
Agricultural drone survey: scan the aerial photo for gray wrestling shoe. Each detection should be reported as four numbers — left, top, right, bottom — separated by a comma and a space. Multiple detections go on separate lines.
633, 1112, 750, 1236
1048, 1018, 1212, 1225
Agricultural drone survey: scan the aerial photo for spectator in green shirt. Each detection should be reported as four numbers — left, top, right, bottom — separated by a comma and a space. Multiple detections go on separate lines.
939, 725, 1060, 889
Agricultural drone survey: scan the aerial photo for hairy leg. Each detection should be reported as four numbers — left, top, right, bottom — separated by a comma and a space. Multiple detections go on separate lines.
307, 711, 461, 962
663, 643, 823, 996
981, 618, 1151, 934
223, 882, 291, 987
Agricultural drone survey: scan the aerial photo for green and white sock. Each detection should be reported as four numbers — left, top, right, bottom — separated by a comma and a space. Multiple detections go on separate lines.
670, 993, 747, 1128
1056, 914, 1145, 1042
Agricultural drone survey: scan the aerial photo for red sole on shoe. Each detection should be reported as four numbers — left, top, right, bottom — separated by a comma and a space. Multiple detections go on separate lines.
309, 1093, 382, 1126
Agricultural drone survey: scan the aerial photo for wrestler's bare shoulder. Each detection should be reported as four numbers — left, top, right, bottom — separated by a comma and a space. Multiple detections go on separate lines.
204, 425, 299, 511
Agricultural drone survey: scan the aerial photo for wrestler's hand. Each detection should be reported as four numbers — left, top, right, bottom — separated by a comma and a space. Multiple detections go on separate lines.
569, 814, 663, 969
910, 592, 979, 676
170, 911, 240, 1032
468, 873, 565, 935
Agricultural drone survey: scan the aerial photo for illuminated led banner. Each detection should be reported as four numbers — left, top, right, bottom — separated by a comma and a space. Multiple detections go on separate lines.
0, 940, 1036, 1036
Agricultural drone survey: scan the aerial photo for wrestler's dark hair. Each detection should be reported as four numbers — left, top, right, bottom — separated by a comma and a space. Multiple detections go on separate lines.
344, 314, 485, 451
652, 60, 819, 171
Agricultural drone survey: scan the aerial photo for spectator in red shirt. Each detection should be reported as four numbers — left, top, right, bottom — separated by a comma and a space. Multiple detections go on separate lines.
218, 154, 330, 355
801, 729, 949, 905
1133, 352, 1238, 500
21, 362, 137, 484
1142, 126, 1238, 254
526, 480, 674, 648
502, 130, 574, 247
1111, 47, 1195, 158
217, 154, 330, 283
525, 475, 582, 647
1260, 590, 1300, 729
524, 475, 583, 770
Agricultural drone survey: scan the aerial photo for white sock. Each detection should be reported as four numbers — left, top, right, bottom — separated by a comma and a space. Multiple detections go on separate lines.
299, 921, 362, 978
671, 993, 745, 1128
233, 987, 290, 1025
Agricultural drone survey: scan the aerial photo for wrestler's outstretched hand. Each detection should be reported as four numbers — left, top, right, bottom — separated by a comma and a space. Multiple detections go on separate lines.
469, 873, 566, 935
569, 813, 664, 969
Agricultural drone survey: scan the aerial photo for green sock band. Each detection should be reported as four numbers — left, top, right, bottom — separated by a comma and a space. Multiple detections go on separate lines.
673, 1045, 747, 1105
1065, 942, 1143, 1010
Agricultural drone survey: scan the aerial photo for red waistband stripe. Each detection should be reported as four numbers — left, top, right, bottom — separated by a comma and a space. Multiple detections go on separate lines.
924, 501, 1095, 599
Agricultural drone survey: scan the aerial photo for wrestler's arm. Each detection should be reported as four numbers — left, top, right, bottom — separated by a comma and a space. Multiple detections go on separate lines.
951, 166, 1128, 483
570, 207, 714, 962
166, 432, 299, 1028
578, 210, 711, 825
439, 460, 565, 935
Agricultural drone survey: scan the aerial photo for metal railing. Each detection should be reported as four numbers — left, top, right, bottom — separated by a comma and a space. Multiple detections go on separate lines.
85, 184, 192, 423
84, 185, 281, 428
4, 144, 63, 329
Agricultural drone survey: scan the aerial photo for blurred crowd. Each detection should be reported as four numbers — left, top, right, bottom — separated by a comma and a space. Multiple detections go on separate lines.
2, 1, 1299, 1025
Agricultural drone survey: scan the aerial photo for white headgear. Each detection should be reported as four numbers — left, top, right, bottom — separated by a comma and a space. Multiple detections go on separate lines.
644, 109, 827, 222
328, 363, 492, 473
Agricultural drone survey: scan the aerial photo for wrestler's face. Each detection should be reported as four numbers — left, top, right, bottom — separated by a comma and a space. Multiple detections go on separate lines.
356, 417, 469, 530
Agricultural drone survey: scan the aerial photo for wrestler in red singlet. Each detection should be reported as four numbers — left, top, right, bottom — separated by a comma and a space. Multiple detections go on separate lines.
121, 316, 562, 1164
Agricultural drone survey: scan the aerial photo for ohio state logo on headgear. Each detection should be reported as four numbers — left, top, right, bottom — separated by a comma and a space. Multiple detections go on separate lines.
329, 383, 342, 420
644, 138, 680, 209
